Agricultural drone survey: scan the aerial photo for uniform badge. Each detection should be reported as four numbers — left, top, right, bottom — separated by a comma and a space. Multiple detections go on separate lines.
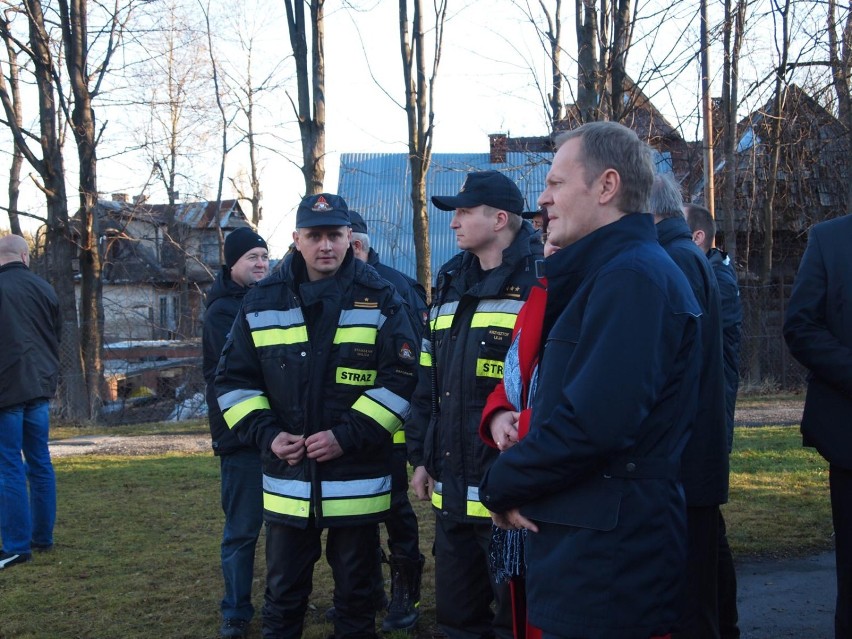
502, 284, 523, 299
354, 296, 379, 309
312, 196, 332, 212
398, 341, 415, 361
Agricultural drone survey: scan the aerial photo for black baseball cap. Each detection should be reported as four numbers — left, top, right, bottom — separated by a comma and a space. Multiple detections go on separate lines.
295, 193, 351, 228
431, 170, 524, 215
348, 210, 369, 234
521, 209, 543, 220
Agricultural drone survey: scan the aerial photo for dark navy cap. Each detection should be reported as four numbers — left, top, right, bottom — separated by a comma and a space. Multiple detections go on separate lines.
431, 170, 524, 215
348, 210, 369, 234
295, 193, 351, 228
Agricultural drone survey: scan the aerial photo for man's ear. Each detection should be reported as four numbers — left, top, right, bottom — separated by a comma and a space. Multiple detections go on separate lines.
597, 169, 621, 206
292, 230, 301, 251
494, 209, 510, 232
692, 229, 705, 248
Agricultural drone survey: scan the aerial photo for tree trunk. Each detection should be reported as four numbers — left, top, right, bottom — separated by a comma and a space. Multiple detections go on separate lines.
575, 0, 599, 122
721, 0, 746, 262
3, 36, 23, 237
284, 0, 326, 195
60, 0, 103, 418
828, 0, 852, 215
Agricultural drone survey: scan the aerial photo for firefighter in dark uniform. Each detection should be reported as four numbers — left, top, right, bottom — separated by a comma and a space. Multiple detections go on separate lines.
214, 193, 420, 639
407, 171, 544, 639
349, 210, 427, 631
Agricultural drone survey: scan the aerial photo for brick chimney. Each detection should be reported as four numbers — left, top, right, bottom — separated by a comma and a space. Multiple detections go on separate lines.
112, 193, 129, 203
489, 133, 508, 164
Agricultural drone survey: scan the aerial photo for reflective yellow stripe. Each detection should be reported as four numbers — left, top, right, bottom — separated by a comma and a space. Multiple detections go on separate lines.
420, 351, 432, 366
393, 430, 406, 444
333, 326, 378, 345
470, 312, 518, 329
352, 394, 403, 434
264, 492, 310, 518
322, 493, 391, 517
431, 490, 442, 510
223, 395, 271, 429
476, 358, 504, 379
431, 314, 453, 331
336, 367, 377, 386
467, 499, 490, 518
252, 325, 308, 347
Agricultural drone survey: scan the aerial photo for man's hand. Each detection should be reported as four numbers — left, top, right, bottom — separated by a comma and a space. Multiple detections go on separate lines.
305, 430, 343, 462
490, 508, 539, 533
410, 465, 434, 501
270, 432, 306, 466
487, 409, 520, 451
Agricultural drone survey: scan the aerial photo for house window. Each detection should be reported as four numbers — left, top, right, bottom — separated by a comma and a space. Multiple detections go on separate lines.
201, 235, 220, 264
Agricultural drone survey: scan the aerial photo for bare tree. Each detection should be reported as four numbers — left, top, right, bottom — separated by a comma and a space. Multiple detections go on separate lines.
136, 0, 214, 337
399, 0, 447, 294
827, 0, 851, 214
224, 2, 288, 228
58, 0, 134, 416
720, 0, 747, 262
761, 0, 792, 283
2, 9, 23, 237
284, 0, 324, 195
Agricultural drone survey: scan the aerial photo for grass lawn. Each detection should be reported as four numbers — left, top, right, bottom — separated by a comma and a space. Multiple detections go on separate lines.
0, 421, 832, 638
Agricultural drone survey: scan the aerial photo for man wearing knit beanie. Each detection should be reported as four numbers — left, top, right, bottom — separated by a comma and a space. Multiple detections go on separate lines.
204, 225, 269, 638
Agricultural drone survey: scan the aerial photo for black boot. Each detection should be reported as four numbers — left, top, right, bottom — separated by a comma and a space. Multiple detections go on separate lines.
380, 554, 424, 632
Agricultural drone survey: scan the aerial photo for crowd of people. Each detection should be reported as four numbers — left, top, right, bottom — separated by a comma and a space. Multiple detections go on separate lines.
2, 120, 849, 639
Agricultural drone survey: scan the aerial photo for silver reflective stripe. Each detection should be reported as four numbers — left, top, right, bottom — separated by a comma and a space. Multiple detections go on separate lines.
431, 301, 458, 320
467, 486, 480, 502
218, 388, 264, 411
246, 308, 305, 329
263, 475, 311, 499
433, 481, 443, 495
476, 299, 526, 314
338, 308, 383, 327
420, 337, 432, 355
321, 476, 391, 498
364, 387, 410, 420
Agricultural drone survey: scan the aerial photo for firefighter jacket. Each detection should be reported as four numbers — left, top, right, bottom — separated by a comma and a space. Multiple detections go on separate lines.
214, 249, 420, 529
407, 221, 544, 523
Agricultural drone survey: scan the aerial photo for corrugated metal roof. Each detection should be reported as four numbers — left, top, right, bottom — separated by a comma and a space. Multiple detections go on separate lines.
338, 152, 553, 281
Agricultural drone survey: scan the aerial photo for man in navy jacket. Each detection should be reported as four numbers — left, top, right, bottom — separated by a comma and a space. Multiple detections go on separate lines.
203, 227, 269, 638
479, 122, 702, 638
785, 214, 852, 639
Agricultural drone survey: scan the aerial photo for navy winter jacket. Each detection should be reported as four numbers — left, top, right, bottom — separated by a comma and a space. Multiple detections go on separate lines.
480, 214, 702, 638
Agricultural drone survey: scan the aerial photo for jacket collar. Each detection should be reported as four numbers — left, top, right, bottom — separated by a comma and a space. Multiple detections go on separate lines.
655, 215, 693, 247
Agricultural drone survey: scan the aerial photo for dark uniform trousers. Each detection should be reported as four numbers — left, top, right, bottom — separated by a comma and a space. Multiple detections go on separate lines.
672, 505, 721, 639
264, 522, 379, 639
385, 446, 420, 559
831, 464, 852, 639
434, 516, 513, 639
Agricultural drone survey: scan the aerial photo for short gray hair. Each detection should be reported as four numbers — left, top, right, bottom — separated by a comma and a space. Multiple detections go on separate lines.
554, 121, 656, 213
351, 231, 370, 251
649, 172, 685, 220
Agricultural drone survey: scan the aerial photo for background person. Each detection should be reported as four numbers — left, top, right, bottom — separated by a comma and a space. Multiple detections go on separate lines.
784, 213, 852, 639
215, 194, 420, 639
407, 170, 543, 639
479, 122, 702, 639
203, 227, 269, 639
349, 210, 426, 632
651, 174, 727, 639
684, 202, 743, 639
0, 233, 61, 570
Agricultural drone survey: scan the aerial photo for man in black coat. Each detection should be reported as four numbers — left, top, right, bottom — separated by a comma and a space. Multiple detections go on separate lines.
685, 202, 743, 639
652, 174, 728, 639
784, 213, 852, 639
203, 227, 269, 639
0, 233, 61, 571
